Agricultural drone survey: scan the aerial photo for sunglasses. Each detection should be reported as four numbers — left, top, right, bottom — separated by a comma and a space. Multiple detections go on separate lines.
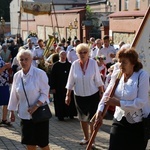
19, 58, 29, 62
79, 51, 87, 55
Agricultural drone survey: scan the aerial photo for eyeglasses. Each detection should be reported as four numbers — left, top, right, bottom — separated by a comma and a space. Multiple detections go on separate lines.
19, 58, 29, 62
79, 51, 87, 55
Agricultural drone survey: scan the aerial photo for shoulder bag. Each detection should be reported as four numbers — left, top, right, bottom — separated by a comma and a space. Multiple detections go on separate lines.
21, 78, 52, 123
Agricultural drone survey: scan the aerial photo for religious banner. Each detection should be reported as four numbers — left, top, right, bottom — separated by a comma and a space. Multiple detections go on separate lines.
22, 1, 51, 15
131, 6, 150, 74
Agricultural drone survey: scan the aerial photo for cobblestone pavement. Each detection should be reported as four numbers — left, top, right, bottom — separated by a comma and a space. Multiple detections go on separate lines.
0, 103, 150, 150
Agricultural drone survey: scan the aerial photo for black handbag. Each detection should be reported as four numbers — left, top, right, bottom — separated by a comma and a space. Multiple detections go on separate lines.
32, 104, 52, 123
21, 78, 52, 123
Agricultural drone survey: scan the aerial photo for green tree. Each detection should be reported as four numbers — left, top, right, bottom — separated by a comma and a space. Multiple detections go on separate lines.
85, 5, 99, 26
85, 5, 93, 20
0, 0, 12, 21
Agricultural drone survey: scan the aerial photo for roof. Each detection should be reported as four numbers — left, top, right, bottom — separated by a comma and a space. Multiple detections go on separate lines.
87, 0, 106, 5
34, 0, 87, 4
109, 10, 146, 18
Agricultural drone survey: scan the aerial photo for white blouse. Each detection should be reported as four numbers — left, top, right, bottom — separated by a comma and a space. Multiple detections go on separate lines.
97, 69, 150, 123
66, 58, 104, 96
8, 65, 50, 120
97, 46, 116, 64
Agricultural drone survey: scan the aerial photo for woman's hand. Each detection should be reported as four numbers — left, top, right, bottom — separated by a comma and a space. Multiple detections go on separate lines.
4, 63, 11, 70
65, 95, 71, 106
9, 111, 15, 122
28, 105, 38, 115
104, 96, 120, 106
93, 111, 103, 129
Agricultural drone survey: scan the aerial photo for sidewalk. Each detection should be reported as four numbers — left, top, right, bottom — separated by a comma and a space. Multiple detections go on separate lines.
0, 103, 149, 150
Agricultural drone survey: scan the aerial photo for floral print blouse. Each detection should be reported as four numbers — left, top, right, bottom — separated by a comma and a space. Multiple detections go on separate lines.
0, 56, 9, 86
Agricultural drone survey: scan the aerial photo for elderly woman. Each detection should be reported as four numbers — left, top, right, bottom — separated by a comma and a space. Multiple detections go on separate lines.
8, 49, 50, 150
0, 56, 11, 126
65, 43, 104, 145
94, 48, 150, 150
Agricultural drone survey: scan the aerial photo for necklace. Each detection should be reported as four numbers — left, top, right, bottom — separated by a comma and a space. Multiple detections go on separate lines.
79, 59, 89, 75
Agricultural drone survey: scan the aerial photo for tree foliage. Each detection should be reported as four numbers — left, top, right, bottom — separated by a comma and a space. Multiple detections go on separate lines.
85, 5, 93, 20
0, 0, 12, 21
85, 5, 99, 27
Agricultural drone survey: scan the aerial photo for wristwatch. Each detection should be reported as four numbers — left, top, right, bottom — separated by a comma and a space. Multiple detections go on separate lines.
36, 103, 40, 107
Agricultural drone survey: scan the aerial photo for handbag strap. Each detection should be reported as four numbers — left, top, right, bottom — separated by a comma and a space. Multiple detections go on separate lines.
21, 78, 30, 107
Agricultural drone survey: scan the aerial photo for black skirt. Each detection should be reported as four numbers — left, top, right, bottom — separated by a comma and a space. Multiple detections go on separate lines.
109, 117, 148, 150
20, 119, 49, 148
74, 91, 99, 122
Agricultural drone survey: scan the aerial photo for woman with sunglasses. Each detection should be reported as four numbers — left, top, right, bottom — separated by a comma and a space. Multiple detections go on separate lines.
65, 43, 104, 146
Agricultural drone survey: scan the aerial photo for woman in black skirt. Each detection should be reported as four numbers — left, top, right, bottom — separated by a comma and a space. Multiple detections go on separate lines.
94, 48, 150, 150
8, 49, 50, 150
65, 43, 104, 145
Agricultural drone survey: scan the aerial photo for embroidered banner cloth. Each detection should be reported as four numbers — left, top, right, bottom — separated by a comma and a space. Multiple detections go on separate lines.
22, 1, 51, 15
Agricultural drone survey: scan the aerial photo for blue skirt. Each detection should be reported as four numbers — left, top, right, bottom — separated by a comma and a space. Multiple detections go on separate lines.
0, 86, 10, 105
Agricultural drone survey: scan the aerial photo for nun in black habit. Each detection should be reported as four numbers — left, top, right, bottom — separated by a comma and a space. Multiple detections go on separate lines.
50, 50, 77, 121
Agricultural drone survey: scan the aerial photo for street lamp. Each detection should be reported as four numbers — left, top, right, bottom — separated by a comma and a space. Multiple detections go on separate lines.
68, 22, 73, 37
1, 17, 5, 38
74, 18, 78, 36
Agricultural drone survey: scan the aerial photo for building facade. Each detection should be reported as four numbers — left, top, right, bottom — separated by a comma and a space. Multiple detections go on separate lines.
109, 0, 150, 44
87, 0, 150, 44
10, 0, 87, 41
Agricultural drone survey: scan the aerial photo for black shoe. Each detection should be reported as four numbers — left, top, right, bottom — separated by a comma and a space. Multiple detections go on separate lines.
58, 117, 64, 121
0, 120, 12, 126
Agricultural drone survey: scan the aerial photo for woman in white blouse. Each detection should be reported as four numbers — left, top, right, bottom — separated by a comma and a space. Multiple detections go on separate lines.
65, 43, 104, 146
94, 48, 150, 150
8, 49, 50, 150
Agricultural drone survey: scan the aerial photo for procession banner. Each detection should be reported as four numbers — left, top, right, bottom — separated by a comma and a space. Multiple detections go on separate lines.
22, 1, 51, 15
131, 6, 150, 74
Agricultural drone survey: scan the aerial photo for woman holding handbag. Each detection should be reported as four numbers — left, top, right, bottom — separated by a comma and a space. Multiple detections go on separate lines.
8, 49, 50, 150
94, 48, 150, 150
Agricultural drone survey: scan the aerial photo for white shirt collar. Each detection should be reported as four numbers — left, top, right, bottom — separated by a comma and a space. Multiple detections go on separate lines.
21, 65, 34, 77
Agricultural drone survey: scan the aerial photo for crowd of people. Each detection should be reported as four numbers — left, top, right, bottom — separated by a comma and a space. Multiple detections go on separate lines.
0, 34, 150, 149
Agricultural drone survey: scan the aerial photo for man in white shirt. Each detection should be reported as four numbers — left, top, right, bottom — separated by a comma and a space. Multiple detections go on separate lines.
90, 39, 102, 59
33, 39, 45, 68
23, 38, 31, 50
67, 39, 80, 63
26, 42, 36, 67
97, 35, 116, 69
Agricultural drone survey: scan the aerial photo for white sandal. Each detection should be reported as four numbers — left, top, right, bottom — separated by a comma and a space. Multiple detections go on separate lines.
79, 139, 89, 145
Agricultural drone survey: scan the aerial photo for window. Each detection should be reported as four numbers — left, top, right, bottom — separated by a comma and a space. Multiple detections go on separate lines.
135, 0, 140, 9
125, 0, 129, 10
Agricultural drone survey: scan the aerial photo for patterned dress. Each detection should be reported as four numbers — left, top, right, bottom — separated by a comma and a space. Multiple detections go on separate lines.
0, 56, 10, 105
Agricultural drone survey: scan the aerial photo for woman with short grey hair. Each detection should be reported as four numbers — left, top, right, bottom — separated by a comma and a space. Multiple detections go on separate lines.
8, 49, 50, 150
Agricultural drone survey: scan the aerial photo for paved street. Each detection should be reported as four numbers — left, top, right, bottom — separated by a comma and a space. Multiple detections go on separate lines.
0, 103, 150, 150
